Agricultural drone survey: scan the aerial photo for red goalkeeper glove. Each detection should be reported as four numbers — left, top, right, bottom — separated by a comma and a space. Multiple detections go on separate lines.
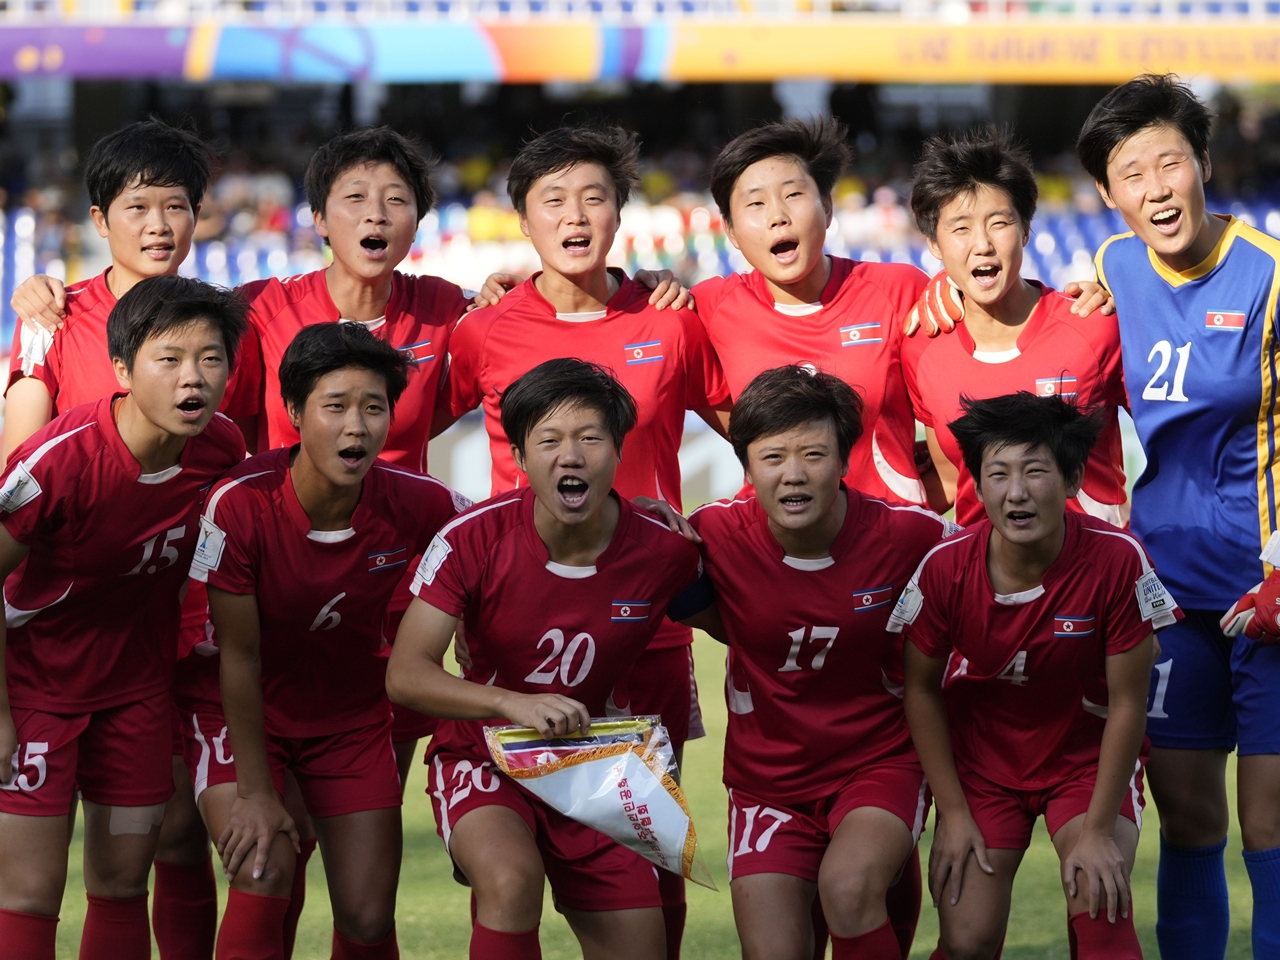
1221, 571, 1280, 643
903, 270, 964, 338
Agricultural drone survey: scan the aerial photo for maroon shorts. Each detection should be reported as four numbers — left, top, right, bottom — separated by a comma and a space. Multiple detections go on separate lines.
428, 747, 663, 912
0, 691, 174, 816
726, 756, 928, 882
627, 646, 702, 750
958, 759, 1146, 850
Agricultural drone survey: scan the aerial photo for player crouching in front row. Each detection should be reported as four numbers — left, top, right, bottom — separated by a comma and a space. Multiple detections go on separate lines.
387, 359, 710, 960
190, 322, 466, 960
891, 393, 1178, 960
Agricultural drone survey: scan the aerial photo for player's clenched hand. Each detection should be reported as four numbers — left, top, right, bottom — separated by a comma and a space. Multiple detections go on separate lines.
468, 272, 525, 312
218, 792, 301, 882
1063, 829, 1131, 922
635, 269, 693, 312
12, 274, 68, 332
1222, 570, 1280, 643
928, 810, 994, 907
500, 692, 592, 740
632, 496, 702, 544
0, 709, 16, 785
1062, 279, 1116, 317
903, 270, 963, 338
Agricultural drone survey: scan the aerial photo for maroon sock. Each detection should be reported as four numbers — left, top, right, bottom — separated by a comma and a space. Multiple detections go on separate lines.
330, 926, 399, 959
283, 837, 317, 960
0, 907, 58, 960
153, 858, 218, 960
80, 894, 150, 960
812, 896, 830, 960
657, 868, 686, 960
886, 848, 922, 959
831, 920, 901, 960
470, 922, 540, 960
1069, 911, 1141, 960
215, 888, 290, 960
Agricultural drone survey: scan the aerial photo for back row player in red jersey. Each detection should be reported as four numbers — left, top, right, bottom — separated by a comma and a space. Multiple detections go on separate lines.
0, 276, 247, 960
688, 366, 956, 960
893, 393, 1177, 960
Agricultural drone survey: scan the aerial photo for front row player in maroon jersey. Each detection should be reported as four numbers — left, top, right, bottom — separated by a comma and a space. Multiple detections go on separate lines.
388, 359, 710, 960
188, 323, 464, 960
688, 366, 955, 960
890, 394, 1178, 960
0, 276, 246, 960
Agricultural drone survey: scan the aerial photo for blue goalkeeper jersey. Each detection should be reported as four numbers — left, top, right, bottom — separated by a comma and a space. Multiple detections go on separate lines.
1096, 215, 1280, 609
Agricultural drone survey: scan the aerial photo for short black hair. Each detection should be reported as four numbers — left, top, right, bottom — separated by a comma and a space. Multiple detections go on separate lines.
909, 127, 1038, 240
304, 126, 435, 222
1077, 74, 1213, 190
107, 275, 247, 373
500, 358, 638, 457
279, 322, 412, 417
709, 117, 850, 227
85, 119, 215, 215
729, 365, 864, 467
506, 125, 640, 216
948, 392, 1103, 487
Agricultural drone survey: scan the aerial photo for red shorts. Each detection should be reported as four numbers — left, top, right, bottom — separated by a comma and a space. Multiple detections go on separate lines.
180, 694, 402, 818
725, 757, 928, 882
958, 760, 1146, 850
0, 692, 174, 816
627, 646, 703, 750
428, 747, 663, 912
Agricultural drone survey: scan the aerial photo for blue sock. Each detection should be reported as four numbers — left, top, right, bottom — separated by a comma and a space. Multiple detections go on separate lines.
1156, 834, 1229, 960
1244, 845, 1280, 959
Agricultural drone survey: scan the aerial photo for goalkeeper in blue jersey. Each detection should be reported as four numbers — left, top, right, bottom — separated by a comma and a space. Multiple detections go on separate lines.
1080, 73, 1280, 960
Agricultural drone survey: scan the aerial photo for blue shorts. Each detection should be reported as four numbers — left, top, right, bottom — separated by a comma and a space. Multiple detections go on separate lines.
1146, 609, 1280, 755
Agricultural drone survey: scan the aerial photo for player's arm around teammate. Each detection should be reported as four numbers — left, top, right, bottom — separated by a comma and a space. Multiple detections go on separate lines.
389, 359, 704, 960
0, 276, 246, 960
895, 394, 1171, 960
686, 366, 954, 960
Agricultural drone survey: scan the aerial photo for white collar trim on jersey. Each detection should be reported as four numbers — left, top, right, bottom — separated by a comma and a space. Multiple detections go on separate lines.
339, 316, 387, 332
137, 464, 183, 484
545, 560, 597, 579
555, 310, 608, 323
972, 347, 1021, 364
772, 301, 824, 317
782, 555, 835, 571
993, 584, 1045, 605
308, 528, 356, 543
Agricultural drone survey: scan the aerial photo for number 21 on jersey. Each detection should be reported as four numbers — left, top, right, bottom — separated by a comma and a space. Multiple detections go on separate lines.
1143, 341, 1190, 403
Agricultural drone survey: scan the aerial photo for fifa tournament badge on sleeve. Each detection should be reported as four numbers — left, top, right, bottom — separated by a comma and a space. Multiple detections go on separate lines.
484, 716, 716, 889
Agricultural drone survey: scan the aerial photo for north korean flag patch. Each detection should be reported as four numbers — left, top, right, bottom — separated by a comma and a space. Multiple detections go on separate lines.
1205, 311, 1245, 330
624, 341, 663, 365
611, 600, 651, 622
1053, 614, 1095, 637
852, 585, 896, 612
368, 546, 407, 573
840, 323, 882, 347
1036, 375, 1078, 399
399, 339, 435, 363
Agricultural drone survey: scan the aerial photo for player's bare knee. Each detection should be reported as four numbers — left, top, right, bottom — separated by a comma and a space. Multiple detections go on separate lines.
470, 858, 544, 917
940, 923, 1006, 960
334, 906, 395, 946
818, 868, 882, 926
155, 803, 210, 865
1241, 814, 1280, 852
0, 872, 66, 917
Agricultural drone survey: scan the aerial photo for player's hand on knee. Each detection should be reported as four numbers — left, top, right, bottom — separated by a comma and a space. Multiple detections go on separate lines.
929, 811, 994, 907
470, 273, 525, 312
0, 708, 16, 784
1222, 571, 1280, 643
1063, 829, 1130, 922
904, 270, 964, 338
1062, 279, 1116, 317
635, 269, 692, 312
217, 792, 301, 883
500, 692, 592, 740
12, 275, 67, 332
633, 496, 701, 543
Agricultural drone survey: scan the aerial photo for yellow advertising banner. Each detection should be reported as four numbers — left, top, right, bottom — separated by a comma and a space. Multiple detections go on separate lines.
667, 19, 1280, 83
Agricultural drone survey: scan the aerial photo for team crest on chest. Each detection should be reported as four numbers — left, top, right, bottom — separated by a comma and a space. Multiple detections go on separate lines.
1053, 615, 1095, 637
368, 546, 407, 573
852, 585, 895, 612
1205, 311, 1245, 330
1036, 375, 1078, 399
624, 341, 663, 365
840, 323, 881, 347
611, 600, 651, 622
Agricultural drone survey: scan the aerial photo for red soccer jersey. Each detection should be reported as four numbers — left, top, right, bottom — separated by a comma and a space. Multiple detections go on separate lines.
690, 491, 954, 803
190, 449, 464, 738
906, 283, 1129, 527
693, 258, 929, 504
411, 487, 703, 761
238, 269, 468, 469
888, 512, 1181, 790
0, 398, 244, 712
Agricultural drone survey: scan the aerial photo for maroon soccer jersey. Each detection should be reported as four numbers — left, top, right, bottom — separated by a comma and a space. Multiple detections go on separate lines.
410, 487, 703, 761
690, 491, 954, 803
693, 259, 929, 504
237, 270, 468, 469
0, 398, 244, 712
905, 283, 1129, 527
190, 449, 464, 737
888, 512, 1181, 789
